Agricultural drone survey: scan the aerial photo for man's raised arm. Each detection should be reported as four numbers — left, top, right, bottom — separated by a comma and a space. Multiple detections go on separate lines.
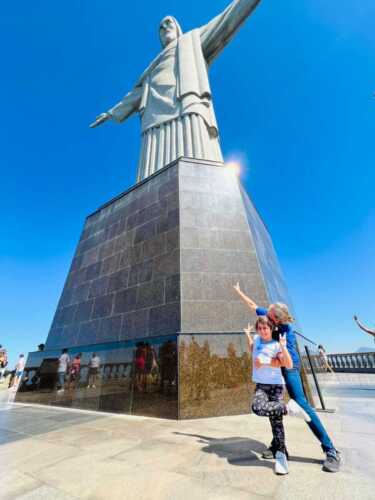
200, 0, 262, 64
353, 315, 375, 338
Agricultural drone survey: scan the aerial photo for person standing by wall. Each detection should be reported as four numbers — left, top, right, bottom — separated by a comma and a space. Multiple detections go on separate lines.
87, 353, 101, 389
12, 354, 25, 390
68, 354, 82, 390
0, 345, 8, 382
57, 348, 70, 393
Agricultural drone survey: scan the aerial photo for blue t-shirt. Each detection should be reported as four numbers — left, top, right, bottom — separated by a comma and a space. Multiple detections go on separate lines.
256, 307, 301, 369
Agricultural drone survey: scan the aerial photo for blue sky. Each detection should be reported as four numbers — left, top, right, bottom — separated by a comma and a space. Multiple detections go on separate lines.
1, 1, 374, 367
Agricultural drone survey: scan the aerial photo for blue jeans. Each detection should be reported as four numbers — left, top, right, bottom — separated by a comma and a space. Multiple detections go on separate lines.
282, 368, 335, 453
58, 371, 66, 389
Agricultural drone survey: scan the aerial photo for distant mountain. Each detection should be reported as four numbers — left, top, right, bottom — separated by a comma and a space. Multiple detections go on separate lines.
356, 347, 375, 353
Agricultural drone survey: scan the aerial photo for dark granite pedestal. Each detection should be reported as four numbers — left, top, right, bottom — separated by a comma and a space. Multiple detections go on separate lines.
17, 158, 314, 419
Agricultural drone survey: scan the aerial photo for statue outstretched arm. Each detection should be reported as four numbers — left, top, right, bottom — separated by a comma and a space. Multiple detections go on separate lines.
200, 0, 262, 64
90, 85, 143, 128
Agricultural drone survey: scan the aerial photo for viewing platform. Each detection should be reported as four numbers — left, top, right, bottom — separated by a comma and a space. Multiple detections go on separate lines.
1, 373, 374, 500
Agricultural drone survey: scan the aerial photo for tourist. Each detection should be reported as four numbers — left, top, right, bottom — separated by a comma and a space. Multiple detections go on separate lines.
87, 353, 101, 389
68, 353, 82, 390
233, 283, 341, 473
0, 344, 8, 382
12, 354, 25, 390
57, 348, 70, 393
318, 345, 334, 373
135, 342, 147, 392
247, 316, 310, 475
144, 343, 158, 391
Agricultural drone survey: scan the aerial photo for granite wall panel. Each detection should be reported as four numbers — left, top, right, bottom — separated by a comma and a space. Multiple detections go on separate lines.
179, 160, 269, 334
46, 166, 181, 350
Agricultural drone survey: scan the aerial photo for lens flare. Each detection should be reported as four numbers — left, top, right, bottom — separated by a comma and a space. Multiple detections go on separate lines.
225, 161, 241, 176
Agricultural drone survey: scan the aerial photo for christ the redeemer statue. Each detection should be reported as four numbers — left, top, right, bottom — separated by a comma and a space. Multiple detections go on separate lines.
90, 0, 261, 182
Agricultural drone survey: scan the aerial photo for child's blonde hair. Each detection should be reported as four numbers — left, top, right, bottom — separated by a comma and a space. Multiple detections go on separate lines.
269, 303, 294, 323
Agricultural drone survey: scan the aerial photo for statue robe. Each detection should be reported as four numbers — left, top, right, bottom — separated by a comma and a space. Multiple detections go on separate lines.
108, 0, 261, 181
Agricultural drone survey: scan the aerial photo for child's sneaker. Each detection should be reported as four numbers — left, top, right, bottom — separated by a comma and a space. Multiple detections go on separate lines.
275, 451, 289, 475
286, 399, 311, 422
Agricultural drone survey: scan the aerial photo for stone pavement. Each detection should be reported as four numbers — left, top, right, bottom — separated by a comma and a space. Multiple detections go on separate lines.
0, 381, 374, 500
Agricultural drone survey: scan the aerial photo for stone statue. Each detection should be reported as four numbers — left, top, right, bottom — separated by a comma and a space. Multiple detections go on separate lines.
90, 0, 261, 181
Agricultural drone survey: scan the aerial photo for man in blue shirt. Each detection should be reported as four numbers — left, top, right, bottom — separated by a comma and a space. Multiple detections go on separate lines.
233, 283, 341, 473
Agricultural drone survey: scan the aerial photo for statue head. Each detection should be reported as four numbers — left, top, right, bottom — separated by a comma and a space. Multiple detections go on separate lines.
159, 16, 182, 47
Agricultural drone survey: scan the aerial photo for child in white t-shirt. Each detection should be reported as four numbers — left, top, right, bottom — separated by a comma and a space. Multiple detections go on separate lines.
245, 316, 309, 475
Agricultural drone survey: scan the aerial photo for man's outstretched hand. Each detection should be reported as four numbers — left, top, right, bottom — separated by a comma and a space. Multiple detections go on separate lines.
90, 112, 111, 128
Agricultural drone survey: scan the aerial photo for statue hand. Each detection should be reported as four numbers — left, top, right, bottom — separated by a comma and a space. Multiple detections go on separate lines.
90, 112, 111, 128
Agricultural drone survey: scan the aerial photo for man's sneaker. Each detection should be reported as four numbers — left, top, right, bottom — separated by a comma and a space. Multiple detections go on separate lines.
262, 446, 289, 460
323, 450, 341, 473
286, 399, 311, 422
275, 451, 289, 475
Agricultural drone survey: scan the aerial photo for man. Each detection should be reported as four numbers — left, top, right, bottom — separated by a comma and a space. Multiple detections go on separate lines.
57, 348, 70, 393
87, 353, 101, 389
91, 0, 262, 181
233, 283, 341, 473
12, 354, 26, 390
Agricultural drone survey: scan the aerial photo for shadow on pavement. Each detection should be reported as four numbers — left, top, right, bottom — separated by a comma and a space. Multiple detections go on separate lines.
174, 432, 319, 469
0, 404, 103, 446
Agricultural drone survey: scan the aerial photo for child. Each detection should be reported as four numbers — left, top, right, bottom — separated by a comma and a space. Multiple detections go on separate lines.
234, 282, 341, 473
246, 316, 310, 475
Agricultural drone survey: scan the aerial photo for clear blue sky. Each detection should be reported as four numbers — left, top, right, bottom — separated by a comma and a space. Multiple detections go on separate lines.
1, 1, 374, 367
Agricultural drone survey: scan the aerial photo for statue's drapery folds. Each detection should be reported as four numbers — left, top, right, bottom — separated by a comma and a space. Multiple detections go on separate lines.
105, 0, 261, 181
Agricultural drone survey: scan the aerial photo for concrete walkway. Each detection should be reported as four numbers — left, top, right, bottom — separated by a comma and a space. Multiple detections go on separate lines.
0, 383, 374, 500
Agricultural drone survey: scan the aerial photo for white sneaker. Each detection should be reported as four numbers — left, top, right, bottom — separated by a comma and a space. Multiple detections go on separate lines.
286, 399, 311, 422
275, 451, 289, 475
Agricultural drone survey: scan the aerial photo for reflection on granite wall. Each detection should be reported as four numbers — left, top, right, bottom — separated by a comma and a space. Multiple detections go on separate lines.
46, 166, 180, 350
17, 336, 178, 419
179, 333, 253, 419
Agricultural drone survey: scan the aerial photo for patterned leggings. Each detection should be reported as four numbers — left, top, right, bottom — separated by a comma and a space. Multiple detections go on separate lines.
251, 384, 287, 453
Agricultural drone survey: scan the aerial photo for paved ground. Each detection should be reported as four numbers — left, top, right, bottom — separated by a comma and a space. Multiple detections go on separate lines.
0, 378, 374, 500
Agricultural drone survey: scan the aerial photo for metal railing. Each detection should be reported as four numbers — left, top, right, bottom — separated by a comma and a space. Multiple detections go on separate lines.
327, 352, 375, 373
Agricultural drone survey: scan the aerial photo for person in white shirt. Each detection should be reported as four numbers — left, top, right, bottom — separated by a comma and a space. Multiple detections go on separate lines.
0, 345, 8, 381
12, 354, 25, 389
87, 353, 101, 389
57, 349, 70, 393
245, 316, 310, 475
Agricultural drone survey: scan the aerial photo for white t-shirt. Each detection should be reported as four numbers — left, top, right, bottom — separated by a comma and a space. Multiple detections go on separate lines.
89, 356, 100, 369
16, 357, 25, 371
58, 353, 70, 373
252, 335, 284, 385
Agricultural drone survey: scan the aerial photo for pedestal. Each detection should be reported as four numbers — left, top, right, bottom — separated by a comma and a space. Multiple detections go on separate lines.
17, 158, 314, 418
